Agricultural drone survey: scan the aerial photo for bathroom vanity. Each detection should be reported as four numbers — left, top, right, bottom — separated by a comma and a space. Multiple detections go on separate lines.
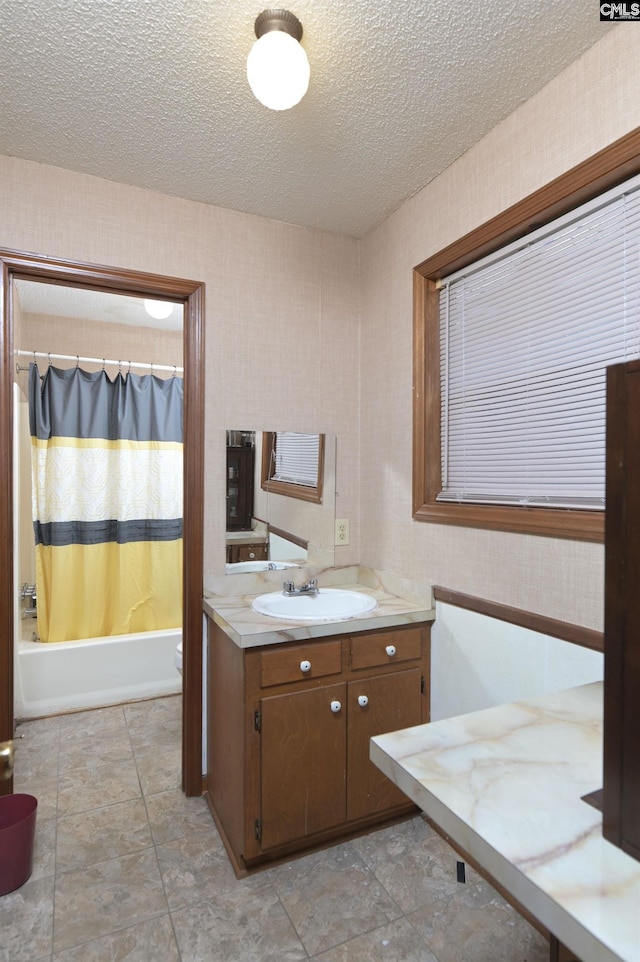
203, 583, 432, 874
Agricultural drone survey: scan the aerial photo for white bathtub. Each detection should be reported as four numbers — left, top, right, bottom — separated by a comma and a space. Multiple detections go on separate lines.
14, 626, 182, 719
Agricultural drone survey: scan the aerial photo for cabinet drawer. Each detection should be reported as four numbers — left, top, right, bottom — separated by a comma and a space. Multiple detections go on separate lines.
350, 628, 422, 670
260, 640, 343, 688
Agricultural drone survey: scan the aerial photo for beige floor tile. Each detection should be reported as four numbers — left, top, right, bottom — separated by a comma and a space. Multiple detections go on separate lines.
156, 830, 259, 911
52, 849, 167, 952
128, 721, 182, 757
134, 745, 181, 796
352, 815, 468, 913
55, 797, 153, 872
11, 775, 58, 821
14, 714, 62, 747
13, 740, 60, 781
170, 878, 307, 962
59, 705, 127, 739
269, 842, 403, 957
0, 875, 54, 962
406, 879, 549, 962
57, 755, 142, 816
58, 727, 134, 770
310, 916, 440, 961
31, 815, 57, 881
51, 913, 180, 961
145, 787, 215, 845
124, 695, 181, 731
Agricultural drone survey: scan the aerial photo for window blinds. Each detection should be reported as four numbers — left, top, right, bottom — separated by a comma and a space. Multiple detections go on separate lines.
272, 432, 320, 487
438, 173, 640, 509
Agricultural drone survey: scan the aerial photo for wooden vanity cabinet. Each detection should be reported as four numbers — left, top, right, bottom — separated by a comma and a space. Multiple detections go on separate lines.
226, 541, 268, 564
205, 620, 430, 873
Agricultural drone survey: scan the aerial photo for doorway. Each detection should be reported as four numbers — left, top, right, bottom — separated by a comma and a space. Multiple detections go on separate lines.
0, 249, 205, 796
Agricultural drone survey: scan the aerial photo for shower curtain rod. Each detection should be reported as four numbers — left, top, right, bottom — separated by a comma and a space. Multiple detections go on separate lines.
14, 350, 184, 375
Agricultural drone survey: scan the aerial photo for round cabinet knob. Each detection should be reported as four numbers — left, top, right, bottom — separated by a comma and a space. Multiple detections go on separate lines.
249, 552, 256, 559
299, 660, 311, 673
357, 695, 369, 707
385, 644, 397, 657
330, 700, 342, 714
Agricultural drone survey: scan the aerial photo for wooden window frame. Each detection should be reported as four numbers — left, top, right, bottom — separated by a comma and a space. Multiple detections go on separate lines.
261, 431, 325, 504
413, 127, 640, 542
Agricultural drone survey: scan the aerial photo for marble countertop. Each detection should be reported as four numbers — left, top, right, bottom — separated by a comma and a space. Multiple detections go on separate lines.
203, 566, 434, 649
371, 682, 640, 962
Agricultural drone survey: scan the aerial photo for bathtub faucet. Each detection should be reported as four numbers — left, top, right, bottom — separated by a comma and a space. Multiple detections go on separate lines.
21, 582, 37, 618
282, 578, 318, 596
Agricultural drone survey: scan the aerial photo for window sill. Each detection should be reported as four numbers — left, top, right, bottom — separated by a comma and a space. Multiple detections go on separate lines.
413, 501, 604, 542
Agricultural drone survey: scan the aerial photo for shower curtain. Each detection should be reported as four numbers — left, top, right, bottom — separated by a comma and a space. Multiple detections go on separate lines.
29, 363, 183, 643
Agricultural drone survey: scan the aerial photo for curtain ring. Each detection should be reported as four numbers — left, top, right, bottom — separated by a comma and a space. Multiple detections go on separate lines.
102, 358, 106, 372
47, 352, 52, 369
128, 360, 132, 376
76, 355, 80, 368
118, 360, 122, 375
173, 365, 177, 377
150, 362, 154, 375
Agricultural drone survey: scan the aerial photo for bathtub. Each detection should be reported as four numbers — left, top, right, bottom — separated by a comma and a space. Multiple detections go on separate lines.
14, 626, 182, 719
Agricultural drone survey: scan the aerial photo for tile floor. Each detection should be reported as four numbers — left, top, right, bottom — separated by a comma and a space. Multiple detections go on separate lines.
2, 694, 549, 962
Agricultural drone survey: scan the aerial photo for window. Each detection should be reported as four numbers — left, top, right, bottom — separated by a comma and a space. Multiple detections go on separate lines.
261, 432, 325, 503
413, 128, 640, 541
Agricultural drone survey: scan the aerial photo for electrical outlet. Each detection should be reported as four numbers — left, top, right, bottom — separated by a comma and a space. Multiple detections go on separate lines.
335, 518, 350, 545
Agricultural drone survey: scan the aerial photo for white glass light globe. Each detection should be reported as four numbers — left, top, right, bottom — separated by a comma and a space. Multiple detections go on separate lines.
144, 299, 173, 320
247, 30, 310, 111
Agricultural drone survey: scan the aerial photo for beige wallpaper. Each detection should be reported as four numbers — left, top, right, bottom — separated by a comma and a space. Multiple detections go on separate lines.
359, 26, 640, 631
1, 160, 361, 584
17, 311, 183, 380
3, 26, 639, 621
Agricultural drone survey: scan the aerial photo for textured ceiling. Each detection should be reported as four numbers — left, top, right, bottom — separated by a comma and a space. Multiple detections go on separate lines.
1, 1, 613, 238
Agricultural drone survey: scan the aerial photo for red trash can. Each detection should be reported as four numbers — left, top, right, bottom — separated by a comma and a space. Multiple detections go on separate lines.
0, 794, 38, 896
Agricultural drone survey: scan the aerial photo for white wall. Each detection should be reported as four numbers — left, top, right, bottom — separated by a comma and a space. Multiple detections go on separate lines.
431, 603, 604, 721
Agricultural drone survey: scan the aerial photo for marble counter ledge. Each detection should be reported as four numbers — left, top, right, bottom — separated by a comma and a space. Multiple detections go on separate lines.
371, 682, 640, 962
203, 583, 434, 650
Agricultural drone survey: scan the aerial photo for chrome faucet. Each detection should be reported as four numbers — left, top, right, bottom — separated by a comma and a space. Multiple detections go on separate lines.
282, 578, 319, 597
21, 583, 37, 618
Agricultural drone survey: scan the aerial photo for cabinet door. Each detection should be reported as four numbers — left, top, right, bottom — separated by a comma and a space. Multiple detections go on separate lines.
237, 542, 268, 563
260, 682, 346, 850
347, 669, 422, 822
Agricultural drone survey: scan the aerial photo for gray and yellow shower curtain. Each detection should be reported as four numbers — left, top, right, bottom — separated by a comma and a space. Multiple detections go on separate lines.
29, 363, 183, 643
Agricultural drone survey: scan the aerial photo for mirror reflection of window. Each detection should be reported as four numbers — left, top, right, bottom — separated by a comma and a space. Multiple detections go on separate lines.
261, 432, 325, 504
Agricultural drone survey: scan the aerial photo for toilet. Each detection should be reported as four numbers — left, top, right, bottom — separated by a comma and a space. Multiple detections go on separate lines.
174, 641, 183, 675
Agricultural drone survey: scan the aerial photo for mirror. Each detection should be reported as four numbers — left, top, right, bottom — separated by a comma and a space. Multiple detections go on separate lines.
225, 429, 336, 572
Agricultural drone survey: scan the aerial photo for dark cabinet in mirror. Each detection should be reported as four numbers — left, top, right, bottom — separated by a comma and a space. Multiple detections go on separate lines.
225, 429, 336, 573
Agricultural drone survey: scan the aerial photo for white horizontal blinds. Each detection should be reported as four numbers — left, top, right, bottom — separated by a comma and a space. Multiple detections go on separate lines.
272, 432, 320, 486
439, 175, 640, 509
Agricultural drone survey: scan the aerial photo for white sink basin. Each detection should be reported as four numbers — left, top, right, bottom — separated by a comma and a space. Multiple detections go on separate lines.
251, 589, 377, 622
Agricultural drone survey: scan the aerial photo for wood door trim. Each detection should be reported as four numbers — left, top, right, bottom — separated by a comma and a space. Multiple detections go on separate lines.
0, 249, 205, 796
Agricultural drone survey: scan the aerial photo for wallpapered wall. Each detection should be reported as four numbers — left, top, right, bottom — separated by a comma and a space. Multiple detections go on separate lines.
0, 162, 362, 584
359, 26, 640, 632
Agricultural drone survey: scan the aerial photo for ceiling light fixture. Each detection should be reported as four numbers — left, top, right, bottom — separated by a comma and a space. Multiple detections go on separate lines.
247, 9, 310, 111
144, 299, 173, 320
